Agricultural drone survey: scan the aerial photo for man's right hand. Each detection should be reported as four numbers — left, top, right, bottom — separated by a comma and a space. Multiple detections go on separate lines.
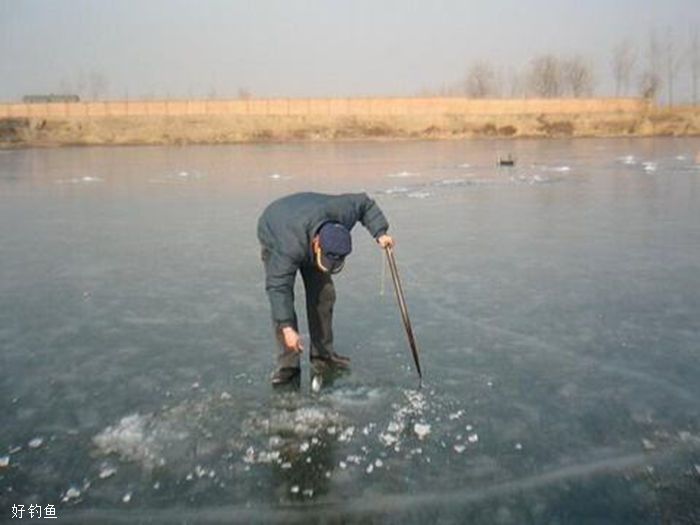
281, 327, 304, 353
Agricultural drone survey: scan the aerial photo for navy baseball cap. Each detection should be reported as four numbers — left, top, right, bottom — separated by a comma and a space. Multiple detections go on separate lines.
317, 222, 352, 273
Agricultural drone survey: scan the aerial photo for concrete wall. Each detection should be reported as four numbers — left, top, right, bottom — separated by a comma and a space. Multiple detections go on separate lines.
0, 97, 651, 119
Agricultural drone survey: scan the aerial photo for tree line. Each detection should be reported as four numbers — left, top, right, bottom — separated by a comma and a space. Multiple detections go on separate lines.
430, 26, 700, 106
43, 26, 700, 106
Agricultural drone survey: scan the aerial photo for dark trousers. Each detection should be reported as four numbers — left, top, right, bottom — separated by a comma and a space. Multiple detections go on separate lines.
273, 264, 336, 371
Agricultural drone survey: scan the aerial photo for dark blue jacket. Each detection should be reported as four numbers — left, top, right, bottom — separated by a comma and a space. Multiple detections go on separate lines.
257, 192, 389, 327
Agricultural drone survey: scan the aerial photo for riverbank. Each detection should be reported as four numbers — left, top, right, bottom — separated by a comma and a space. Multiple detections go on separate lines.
1, 97, 699, 147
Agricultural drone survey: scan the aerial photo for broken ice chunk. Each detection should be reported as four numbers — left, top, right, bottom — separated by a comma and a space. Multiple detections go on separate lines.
453, 444, 466, 454
122, 492, 132, 503
243, 446, 256, 463
366, 464, 374, 474
387, 421, 402, 433
28, 437, 44, 449
99, 466, 117, 479
62, 487, 81, 502
379, 433, 398, 447
467, 433, 479, 444
414, 423, 431, 440
338, 427, 355, 442
642, 438, 655, 451
290, 486, 299, 494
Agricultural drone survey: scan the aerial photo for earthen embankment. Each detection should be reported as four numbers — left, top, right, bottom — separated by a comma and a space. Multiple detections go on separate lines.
1, 97, 698, 147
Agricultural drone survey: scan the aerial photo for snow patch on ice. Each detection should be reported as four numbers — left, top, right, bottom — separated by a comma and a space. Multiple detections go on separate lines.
387, 170, 420, 178
93, 413, 188, 469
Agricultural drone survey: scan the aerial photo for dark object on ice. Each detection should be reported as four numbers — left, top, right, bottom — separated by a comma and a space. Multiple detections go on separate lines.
498, 154, 516, 167
385, 246, 423, 386
271, 367, 300, 386
311, 352, 351, 371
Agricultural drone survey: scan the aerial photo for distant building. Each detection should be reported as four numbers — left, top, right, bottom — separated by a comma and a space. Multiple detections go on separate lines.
22, 94, 80, 103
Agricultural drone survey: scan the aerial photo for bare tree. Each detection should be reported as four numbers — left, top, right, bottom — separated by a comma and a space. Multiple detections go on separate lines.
639, 72, 661, 99
562, 56, 595, 97
464, 61, 497, 98
612, 39, 637, 96
75, 69, 87, 99
664, 27, 683, 106
88, 70, 108, 101
507, 67, 525, 98
639, 28, 662, 101
690, 25, 699, 105
528, 55, 562, 97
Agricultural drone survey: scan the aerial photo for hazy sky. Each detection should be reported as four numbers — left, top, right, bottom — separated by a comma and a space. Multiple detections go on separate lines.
1, 0, 698, 102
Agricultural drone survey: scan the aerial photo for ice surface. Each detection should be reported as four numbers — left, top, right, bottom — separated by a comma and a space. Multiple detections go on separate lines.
3, 139, 700, 521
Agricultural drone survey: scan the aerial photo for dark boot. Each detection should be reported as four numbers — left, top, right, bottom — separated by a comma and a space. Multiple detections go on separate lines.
271, 367, 301, 386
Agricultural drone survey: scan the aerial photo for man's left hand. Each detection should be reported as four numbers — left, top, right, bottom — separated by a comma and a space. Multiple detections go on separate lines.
377, 234, 395, 249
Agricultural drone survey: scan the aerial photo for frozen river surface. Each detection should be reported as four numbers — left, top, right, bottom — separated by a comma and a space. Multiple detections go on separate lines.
1, 138, 699, 523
